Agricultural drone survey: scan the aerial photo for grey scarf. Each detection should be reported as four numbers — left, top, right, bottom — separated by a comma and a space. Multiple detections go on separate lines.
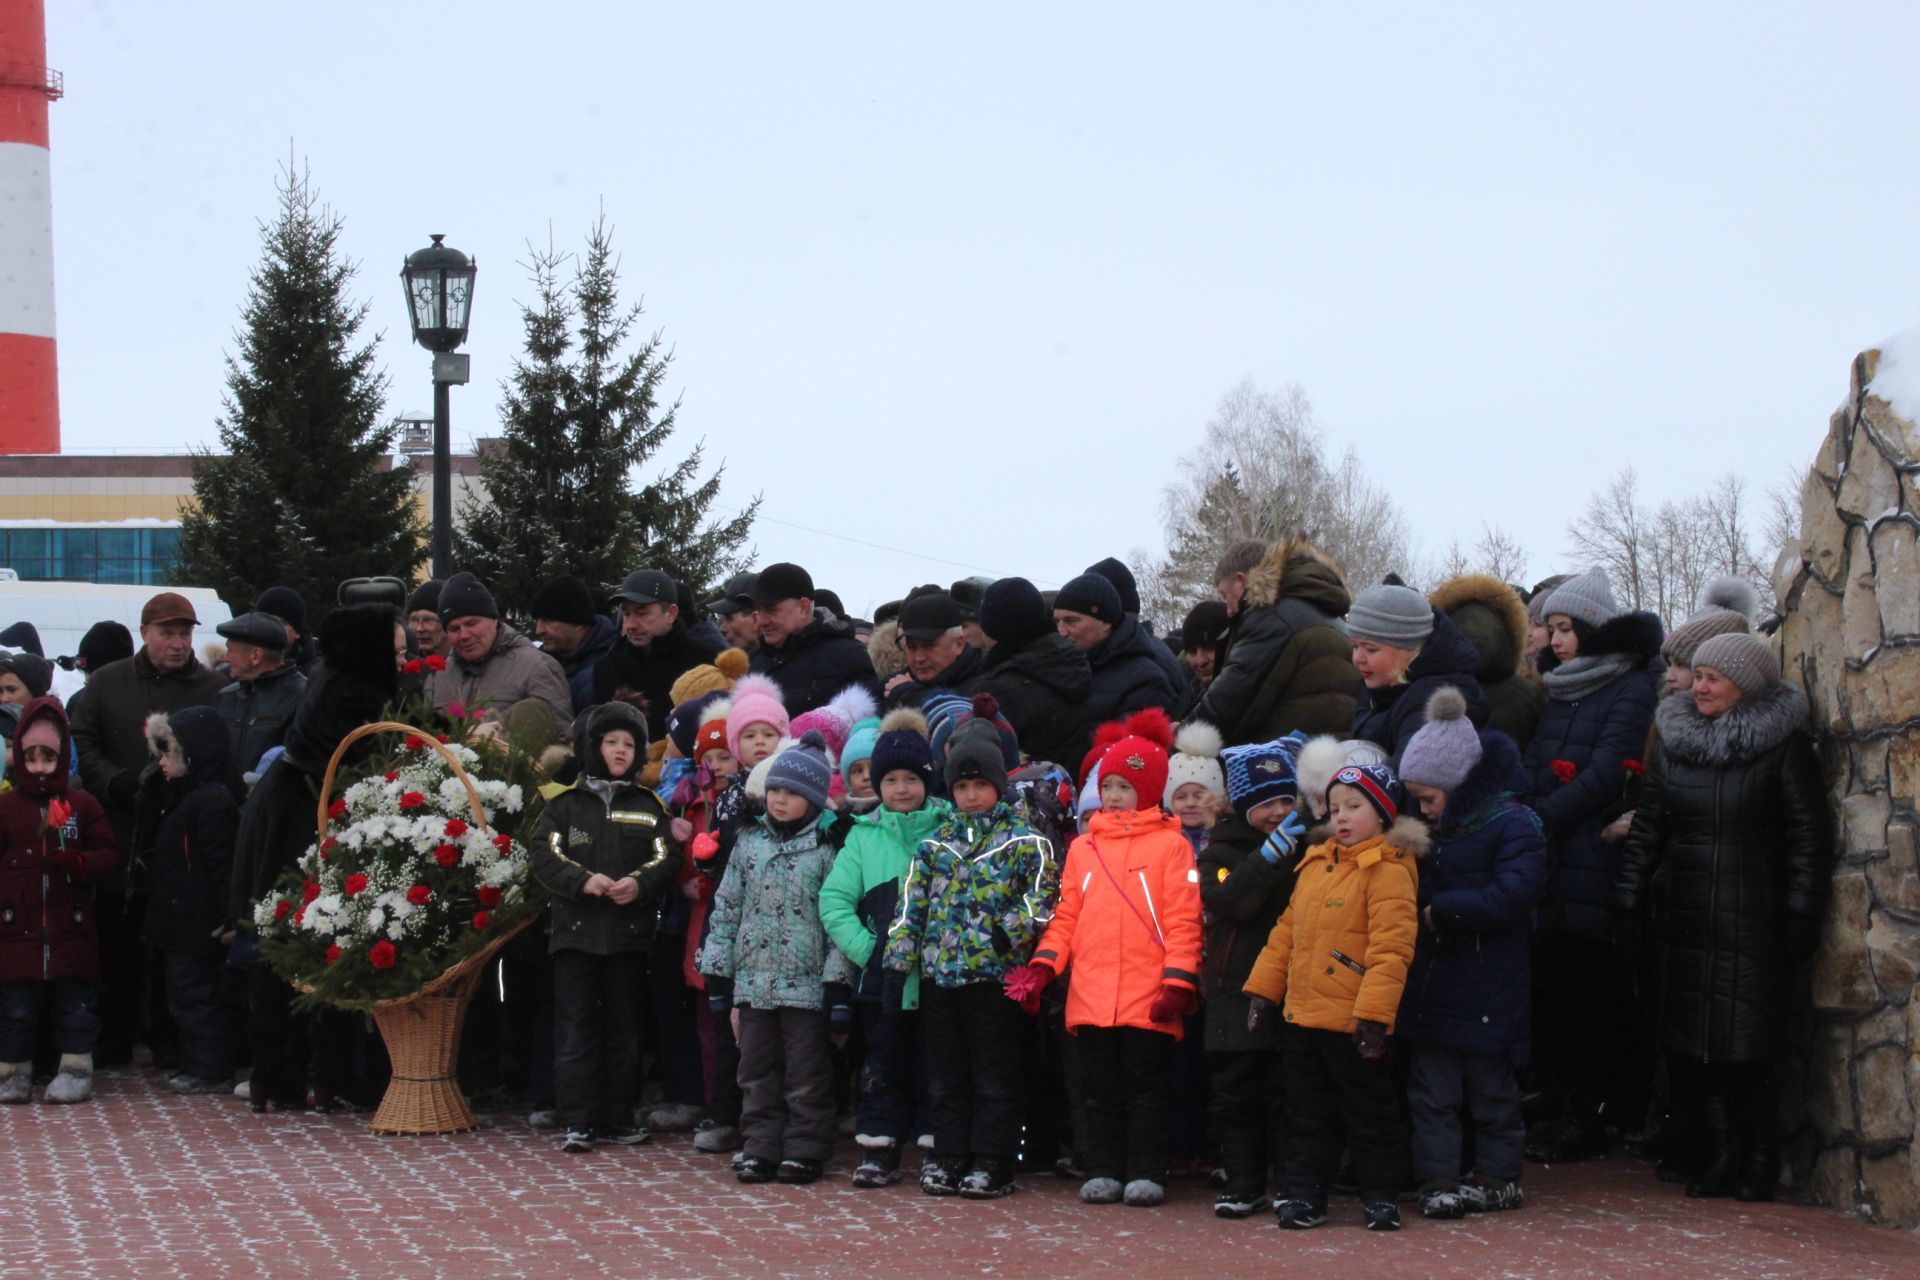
1654, 683, 1808, 767
1541, 652, 1634, 703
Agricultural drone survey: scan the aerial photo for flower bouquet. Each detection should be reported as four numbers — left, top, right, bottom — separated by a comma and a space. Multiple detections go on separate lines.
255, 720, 548, 1134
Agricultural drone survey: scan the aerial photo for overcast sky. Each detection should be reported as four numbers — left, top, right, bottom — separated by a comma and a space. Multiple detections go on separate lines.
43, 3, 1920, 617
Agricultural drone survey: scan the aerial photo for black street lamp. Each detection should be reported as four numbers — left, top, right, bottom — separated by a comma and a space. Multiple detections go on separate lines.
400, 234, 476, 578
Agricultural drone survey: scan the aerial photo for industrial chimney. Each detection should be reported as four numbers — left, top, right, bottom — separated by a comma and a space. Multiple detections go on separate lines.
0, 0, 62, 455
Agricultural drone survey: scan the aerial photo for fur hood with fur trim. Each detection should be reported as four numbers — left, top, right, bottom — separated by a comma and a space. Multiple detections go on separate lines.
1653, 682, 1808, 768
1243, 534, 1352, 617
1430, 573, 1529, 683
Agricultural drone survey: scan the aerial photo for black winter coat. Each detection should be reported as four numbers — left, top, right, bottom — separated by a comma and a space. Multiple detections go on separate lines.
884, 645, 986, 711
1522, 611, 1663, 940
140, 706, 240, 957
592, 619, 725, 741
563, 615, 620, 713
530, 779, 682, 956
1197, 813, 1297, 1052
1351, 607, 1490, 760
1084, 615, 1181, 725
965, 632, 1093, 770
215, 662, 308, 790
748, 610, 882, 717
1614, 685, 1830, 1064
1396, 732, 1546, 1062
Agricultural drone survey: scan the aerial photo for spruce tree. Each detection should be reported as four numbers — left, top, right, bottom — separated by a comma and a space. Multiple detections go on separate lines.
177, 163, 423, 615
456, 217, 757, 614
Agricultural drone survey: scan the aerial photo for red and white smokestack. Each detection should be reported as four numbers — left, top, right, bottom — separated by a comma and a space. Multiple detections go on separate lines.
0, 0, 62, 455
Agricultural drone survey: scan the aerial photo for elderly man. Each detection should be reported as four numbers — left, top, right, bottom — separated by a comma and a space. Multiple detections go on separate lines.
69, 590, 228, 1064
961, 576, 1092, 769
706, 571, 760, 652
591, 568, 724, 739
881, 592, 984, 710
406, 578, 449, 659
213, 611, 308, 789
530, 573, 619, 713
746, 562, 881, 716
421, 572, 572, 739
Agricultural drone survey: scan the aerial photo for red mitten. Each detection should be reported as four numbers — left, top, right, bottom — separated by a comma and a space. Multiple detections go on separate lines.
690, 831, 720, 863
1002, 963, 1054, 1015
53, 849, 89, 882
1148, 983, 1199, 1025
670, 816, 694, 845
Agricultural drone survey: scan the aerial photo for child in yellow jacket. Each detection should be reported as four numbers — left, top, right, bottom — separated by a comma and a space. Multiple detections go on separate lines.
1243, 761, 1422, 1232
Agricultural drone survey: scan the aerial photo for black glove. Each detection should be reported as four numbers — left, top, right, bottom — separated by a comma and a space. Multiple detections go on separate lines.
880, 969, 908, 1017
1351, 1018, 1388, 1061
1246, 995, 1277, 1035
1786, 913, 1820, 963
825, 982, 854, 1034
703, 974, 733, 1016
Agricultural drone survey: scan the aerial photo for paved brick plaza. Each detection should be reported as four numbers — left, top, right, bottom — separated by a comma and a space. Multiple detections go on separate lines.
5, 1069, 1918, 1280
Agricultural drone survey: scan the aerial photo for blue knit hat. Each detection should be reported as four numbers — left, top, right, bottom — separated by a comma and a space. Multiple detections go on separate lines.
765, 731, 834, 811
870, 709, 935, 790
840, 716, 881, 785
1220, 732, 1309, 821
1328, 761, 1403, 828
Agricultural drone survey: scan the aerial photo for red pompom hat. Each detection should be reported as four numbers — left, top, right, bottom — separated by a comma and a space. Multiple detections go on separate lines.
1093, 708, 1175, 809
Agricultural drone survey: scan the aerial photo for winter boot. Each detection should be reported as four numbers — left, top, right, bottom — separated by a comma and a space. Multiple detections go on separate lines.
1273, 1196, 1328, 1229
1732, 1068, 1779, 1203
1684, 1086, 1738, 1199
1420, 1183, 1467, 1219
43, 1054, 93, 1105
559, 1127, 596, 1154
642, 1102, 705, 1133
1458, 1177, 1525, 1212
1362, 1199, 1402, 1231
693, 1120, 743, 1153
735, 1155, 779, 1183
775, 1158, 823, 1185
1078, 1176, 1124, 1204
1213, 1181, 1268, 1218
960, 1156, 1018, 1200
852, 1140, 904, 1189
1122, 1178, 1166, 1207
0, 1061, 29, 1104
920, 1155, 965, 1197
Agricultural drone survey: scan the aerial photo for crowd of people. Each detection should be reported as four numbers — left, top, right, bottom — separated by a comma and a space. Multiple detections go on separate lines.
0, 543, 1832, 1229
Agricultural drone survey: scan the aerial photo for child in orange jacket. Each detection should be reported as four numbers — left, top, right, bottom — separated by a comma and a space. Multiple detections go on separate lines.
1012, 709, 1202, 1209
1243, 761, 1422, 1232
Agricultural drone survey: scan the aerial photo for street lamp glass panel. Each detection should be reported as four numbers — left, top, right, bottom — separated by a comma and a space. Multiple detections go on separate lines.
400, 235, 476, 354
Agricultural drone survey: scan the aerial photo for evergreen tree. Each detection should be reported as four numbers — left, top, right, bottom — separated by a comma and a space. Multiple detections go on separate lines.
457, 217, 757, 614
177, 163, 423, 615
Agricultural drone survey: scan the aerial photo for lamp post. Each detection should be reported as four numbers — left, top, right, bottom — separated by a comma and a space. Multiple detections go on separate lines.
400, 234, 476, 578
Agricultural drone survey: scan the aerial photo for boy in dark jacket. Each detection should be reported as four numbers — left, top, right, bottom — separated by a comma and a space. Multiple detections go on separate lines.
1398, 687, 1545, 1218
1200, 731, 1309, 1217
0, 697, 118, 1104
530, 702, 682, 1154
140, 706, 243, 1094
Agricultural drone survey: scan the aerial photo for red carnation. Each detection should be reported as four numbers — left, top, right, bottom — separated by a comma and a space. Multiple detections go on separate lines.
273, 899, 292, 922
324, 943, 342, 966
444, 819, 469, 839
402, 658, 424, 676
293, 904, 307, 927
326, 798, 348, 820
301, 879, 321, 905
435, 733, 450, 744
1623, 758, 1646, 777
399, 791, 426, 811
492, 833, 513, 852
405, 735, 427, 753
383, 771, 400, 783
472, 911, 491, 931
344, 873, 369, 897
425, 654, 447, 672
319, 837, 339, 862
368, 940, 397, 970
434, 843, 459, 868
477, 885, 503, 908
1550, 760, 1577, 784
406, 884, 431, 906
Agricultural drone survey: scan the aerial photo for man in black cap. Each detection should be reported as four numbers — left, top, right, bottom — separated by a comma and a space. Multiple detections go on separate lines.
214, 610, 308, 788
423, 571, 573, 740
747, 562, 881, 716
706, 572, 760, 652
881, 592, 984, 711
406, 579, 449, 660
530, 573, 619, 713
960, 576, 1092, 769
590, 568, 724, 740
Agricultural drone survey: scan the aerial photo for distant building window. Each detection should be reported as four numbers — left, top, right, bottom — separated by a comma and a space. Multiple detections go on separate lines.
0, 527, 182, 585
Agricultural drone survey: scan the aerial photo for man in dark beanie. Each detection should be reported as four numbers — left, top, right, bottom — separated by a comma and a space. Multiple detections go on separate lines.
746, 562, 879, 716
74, 620, 135, 679
1176, 599, 1230, 718
961, 576, 1092, 769
422, 571, 572, 741
1085, 555, 1187, 698
531, 573, 619, 713
406, 578, 449, 659
255, 585, 313, 669
591, 568, 724, 740
1053, 572, 1178, 724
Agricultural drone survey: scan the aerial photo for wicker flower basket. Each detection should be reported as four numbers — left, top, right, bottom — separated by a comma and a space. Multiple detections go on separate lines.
315, 721, 532, 1136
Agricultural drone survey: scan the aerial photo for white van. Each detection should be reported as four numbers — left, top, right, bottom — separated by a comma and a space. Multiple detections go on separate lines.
0, 578, 234, 668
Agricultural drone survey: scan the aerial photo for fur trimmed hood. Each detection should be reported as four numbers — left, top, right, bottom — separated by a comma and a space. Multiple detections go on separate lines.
1386, 814, 1431, 859
1244, 534, 1352, 617
145, 705, 231, 788
1580, 610, 1665, 666
1653, 682, 1809, 768
1430, 573, 1529, 683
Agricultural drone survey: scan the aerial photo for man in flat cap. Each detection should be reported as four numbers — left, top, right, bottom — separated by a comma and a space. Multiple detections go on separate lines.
214, 611, 308, 790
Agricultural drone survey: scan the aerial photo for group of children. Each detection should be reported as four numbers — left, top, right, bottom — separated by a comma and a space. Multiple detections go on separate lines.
524, 643, 1547, 1231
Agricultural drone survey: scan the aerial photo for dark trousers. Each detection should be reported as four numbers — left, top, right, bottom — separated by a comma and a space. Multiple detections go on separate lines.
737, 1006, 835, 1161
501, 942, 553, 1106
708, 999, 743, 1124
649, 933, 703, 1107
1408, 1041, 1526, 1186
1282, 1024, 1408, 1200
93, 890, 142, 1061
1170, 1008, 1212, 1159
1077, 1024, 1176, 1183
162, 949, 242, 1082
248, 966, 357, 1107
0, 980, 100, 1060
921, 982, 1023, 1159
1532, 933, 1642, 1129
551, 949, 646, 1131
856, 1003, 921, 1143
1208, 1048, 1287, 1192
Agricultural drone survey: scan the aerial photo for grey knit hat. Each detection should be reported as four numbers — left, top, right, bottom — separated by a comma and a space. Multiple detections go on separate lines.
1347, 584, 1436, 648
1526, 574, 1573, 625
1691, 633, 1780, 699
765, 731, 834, 811
1541, 568, 1619, 629
1664, 609, 1750, 669
1398, 686, 1483, 794
942, 718, 1009, 799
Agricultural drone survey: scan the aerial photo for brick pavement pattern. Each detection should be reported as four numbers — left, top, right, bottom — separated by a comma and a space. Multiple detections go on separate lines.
5, 1069, 1919, 1280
